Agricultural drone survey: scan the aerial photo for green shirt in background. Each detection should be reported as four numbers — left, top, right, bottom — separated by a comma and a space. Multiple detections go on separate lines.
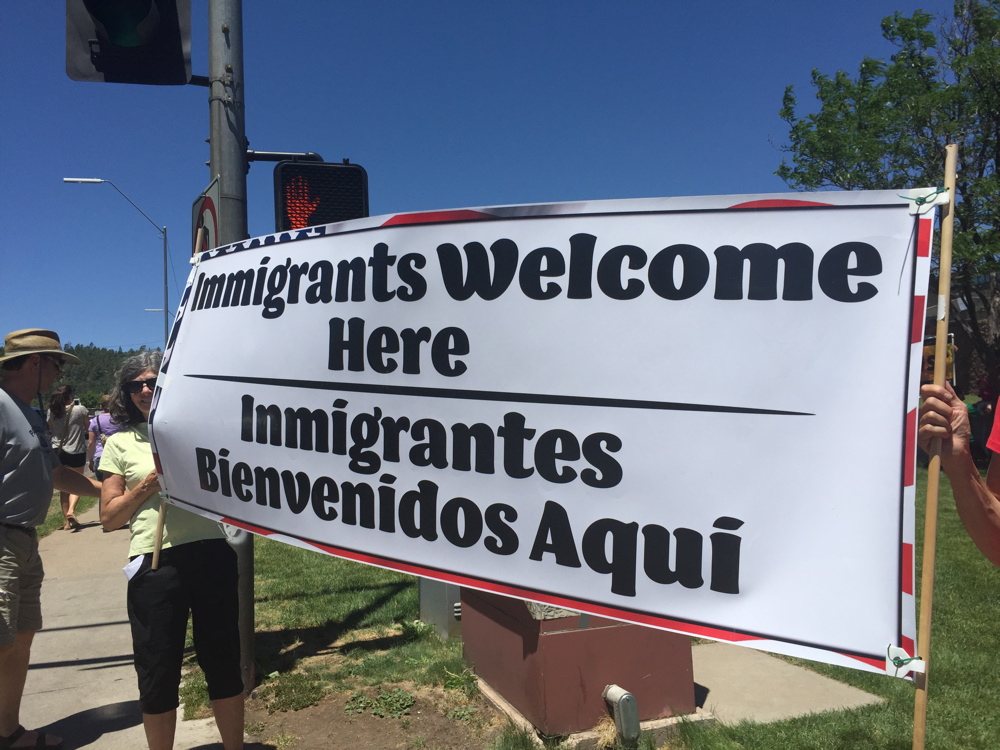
100, 423, 225, 558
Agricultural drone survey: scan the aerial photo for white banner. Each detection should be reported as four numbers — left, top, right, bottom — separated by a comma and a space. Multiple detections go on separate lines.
151, 190, 936, 674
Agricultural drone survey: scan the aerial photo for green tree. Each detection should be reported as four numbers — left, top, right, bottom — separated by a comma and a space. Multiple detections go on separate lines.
60, 342, 155, 399
777, 1, 1000, 398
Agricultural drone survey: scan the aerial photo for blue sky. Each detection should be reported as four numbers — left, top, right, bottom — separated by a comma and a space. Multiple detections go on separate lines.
1, 0, 954, 351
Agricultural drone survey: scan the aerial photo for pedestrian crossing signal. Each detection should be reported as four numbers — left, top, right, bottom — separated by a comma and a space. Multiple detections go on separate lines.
273, 161, 369, 232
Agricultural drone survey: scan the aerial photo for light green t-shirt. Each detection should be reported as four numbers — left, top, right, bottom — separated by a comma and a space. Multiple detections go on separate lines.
100, 423, 225, 557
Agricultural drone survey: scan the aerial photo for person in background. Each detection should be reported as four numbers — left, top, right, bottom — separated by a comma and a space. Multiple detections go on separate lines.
100, 352, 244, 750
87, 395, 121, 481
46, 385, 89, 531
1, 328, 103, 750
918, 381, 1000, 565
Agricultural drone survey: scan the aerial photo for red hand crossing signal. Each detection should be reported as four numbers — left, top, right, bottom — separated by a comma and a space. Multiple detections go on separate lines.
273, 161, 369, 232
284, 175, 321, 230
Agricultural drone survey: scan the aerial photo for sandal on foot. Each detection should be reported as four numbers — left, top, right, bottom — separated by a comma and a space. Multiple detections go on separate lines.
0, 725, 63, 749
66, 515, 81, 531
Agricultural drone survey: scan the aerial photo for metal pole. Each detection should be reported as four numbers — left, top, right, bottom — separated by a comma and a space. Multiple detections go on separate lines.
209, 0, 248, 242
163, 226, 169, 349
208, 0, 253, 694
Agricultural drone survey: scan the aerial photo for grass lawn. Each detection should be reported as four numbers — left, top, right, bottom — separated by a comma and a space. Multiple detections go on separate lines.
37, 492, 98, 537
251, 535, 421, 683
183, 466, 997, 749
670, 466, 1000, 750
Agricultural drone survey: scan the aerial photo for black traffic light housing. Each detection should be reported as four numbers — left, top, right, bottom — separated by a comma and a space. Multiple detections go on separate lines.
273, 161, 370, 232
66, 0, 192, 85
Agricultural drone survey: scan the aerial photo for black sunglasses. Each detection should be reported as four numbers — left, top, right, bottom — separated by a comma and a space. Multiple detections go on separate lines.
41, 354, 64, 372
124, 377, 158, 394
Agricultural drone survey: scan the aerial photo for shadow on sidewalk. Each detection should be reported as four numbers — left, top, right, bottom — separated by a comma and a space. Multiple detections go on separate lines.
27, 653, 134, 671
36, 700, 141, 748
37, 702, 279, 749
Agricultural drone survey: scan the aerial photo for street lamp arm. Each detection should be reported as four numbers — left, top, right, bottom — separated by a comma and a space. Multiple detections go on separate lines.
105, 180, 164, 235
63, 177, 164, 235
63, 176, 169, 350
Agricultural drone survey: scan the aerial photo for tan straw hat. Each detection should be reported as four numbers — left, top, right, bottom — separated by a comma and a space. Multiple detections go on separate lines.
0, 329, 82, 365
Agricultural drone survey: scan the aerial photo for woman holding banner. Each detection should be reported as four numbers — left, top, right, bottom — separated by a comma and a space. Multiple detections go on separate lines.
99, 352, 245, 750
919, 382, 1000, 566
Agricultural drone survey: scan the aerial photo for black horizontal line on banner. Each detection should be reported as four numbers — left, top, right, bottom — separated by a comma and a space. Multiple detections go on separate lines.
185, 374, 812, 416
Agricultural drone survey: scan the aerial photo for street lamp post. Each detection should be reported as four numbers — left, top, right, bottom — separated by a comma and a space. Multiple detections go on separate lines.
64, 178, 170, 350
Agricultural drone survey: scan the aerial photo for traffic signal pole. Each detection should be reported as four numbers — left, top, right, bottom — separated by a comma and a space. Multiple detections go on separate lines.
207, 0, 254, 693
208, 0, 248, 242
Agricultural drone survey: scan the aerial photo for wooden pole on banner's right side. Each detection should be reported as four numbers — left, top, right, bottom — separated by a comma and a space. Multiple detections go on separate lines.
913, 143, 958, 750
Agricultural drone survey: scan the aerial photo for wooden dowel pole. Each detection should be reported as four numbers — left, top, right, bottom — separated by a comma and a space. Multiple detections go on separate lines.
150, 498, 167, 571
193, 225, 205, 257
913, 142, 958, 750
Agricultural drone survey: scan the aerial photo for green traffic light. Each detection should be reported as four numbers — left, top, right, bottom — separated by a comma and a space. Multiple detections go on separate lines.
83, 0, 158, 48
67, 0, 192, 85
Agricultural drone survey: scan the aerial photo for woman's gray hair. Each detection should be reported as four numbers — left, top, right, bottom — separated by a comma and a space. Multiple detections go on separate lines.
108, 351, 162, 427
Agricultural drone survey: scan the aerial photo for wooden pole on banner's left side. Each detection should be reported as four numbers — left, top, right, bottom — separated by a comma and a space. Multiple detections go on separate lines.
151, 498, 166, 570
193, 225, 205, 257
913, 142, 958, 750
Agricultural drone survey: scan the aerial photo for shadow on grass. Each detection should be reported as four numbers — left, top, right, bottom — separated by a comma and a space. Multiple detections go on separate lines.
338, 630, 415, 655
254, 580, 410, 606
253, 579, 412, 681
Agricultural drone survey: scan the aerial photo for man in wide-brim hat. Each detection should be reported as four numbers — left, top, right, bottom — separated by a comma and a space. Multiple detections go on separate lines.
1, 328, 102, 750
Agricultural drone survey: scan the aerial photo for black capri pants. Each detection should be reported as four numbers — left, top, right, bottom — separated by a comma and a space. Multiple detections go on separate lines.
126, 538, 244, 714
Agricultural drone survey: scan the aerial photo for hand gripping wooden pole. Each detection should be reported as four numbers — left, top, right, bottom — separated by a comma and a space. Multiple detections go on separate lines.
912, 143, 958, 750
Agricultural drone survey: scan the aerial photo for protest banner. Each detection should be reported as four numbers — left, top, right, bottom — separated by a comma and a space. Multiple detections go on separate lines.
149, 189, 938, 675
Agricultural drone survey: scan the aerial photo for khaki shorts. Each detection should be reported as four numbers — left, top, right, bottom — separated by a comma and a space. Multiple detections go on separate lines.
0, 524, 44, 647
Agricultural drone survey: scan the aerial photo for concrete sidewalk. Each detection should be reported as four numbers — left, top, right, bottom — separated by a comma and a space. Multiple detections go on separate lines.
19, 505, 883, 749
691, 641, 883, 725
